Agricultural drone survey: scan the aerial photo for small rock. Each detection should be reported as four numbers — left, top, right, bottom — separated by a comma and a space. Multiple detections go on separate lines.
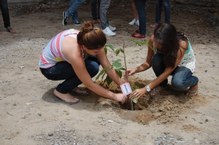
48, 133, 53, 136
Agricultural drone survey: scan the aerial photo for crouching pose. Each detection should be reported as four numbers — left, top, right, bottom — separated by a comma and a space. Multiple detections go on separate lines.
39, 21, 127, 104
127, 23, 199, 99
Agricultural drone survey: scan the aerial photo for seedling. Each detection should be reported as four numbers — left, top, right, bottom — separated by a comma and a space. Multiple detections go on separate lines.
95, 44, 125, 86
96, 40, 149, 109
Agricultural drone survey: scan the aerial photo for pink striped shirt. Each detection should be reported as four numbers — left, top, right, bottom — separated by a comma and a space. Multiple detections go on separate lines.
39, 29, 79, 68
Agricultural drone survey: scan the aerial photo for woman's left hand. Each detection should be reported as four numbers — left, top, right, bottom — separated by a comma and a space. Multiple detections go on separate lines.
129, 88, 147, 100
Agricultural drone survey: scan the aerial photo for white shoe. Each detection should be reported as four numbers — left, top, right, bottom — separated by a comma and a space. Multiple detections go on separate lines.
102, 27, 116, 36
129, 18, 136, 25
134, 19, 139, 26
109, 25, 116, 31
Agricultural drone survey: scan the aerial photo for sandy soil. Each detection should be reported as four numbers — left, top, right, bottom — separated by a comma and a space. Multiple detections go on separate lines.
0, 2, 219, 145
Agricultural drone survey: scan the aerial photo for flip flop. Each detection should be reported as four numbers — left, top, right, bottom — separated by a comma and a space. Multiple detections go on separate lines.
186, 89, 198, 97
131, 32, 146, 38
6, 26, 15, 33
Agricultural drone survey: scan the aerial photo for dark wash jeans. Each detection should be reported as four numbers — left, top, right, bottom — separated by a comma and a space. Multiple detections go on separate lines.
40, 56, 100, 93
134, 0, 147, 35
66, 0, 86, 23
91, 0, 100, 20
152, 53, 198, 91
0, 0, 10, 28
155, 0, 171, 24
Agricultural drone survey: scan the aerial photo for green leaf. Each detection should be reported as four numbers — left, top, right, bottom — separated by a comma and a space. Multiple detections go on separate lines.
115, 70, 123, 78
120, 49, 124, 53
115, 49, 120, 56
120, 67, 126, 70
95, 69, 105, 80
112, 59, 122, 69
105, 44, 114, 52
105, 76, 113, 86
115, 48, 124, 56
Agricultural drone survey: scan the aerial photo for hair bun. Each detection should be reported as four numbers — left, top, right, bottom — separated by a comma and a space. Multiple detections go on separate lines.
80, 21, 94, 33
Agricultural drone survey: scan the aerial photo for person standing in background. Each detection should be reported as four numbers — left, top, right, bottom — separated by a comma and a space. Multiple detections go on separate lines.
99, 0, 116, 36
131, 0, 147, 38
151, 0, 171, 28
0, 0, 15, 33
90, 0, 100, 23
128, 0, 139, 26
62, 0, 86, 25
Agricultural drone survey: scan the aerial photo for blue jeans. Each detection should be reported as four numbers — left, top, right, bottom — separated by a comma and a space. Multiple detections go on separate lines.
91, 0, 100, 20
100, 0, 111, 29
40, 56, 100, 93
135, 0, 147, 35
155, 0, 171, 24
0, 0, 10, 28
65, 0, 85, 23
152, 53, 198, 91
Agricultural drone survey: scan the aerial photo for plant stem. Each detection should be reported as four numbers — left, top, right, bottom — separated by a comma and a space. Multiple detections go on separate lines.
123, 41, 134, 110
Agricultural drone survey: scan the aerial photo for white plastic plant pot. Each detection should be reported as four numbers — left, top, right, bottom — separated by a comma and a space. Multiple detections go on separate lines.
120, 82, 132, 96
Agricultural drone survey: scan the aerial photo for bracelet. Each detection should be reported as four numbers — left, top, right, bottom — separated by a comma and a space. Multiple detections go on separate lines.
103, 65, 113, 72
145, 85, 151, 92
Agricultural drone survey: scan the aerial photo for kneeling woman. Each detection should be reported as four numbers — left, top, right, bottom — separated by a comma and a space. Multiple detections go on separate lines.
127, 23, 199, 98
39, 21, 127, 104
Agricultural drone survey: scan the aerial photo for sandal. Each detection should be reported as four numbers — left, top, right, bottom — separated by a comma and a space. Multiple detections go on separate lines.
6, 26, 15, 33
131, 32, 145, 38
186, 89, 198, 97
186, 83, 198, 97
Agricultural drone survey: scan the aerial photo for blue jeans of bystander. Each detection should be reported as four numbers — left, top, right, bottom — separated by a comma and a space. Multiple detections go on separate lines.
155, 0, 171, 24
99, 0, 111, 29
134, 0, 147, 35
65, 0, 85, 23
91, 0, 100, 20
0, 0, 10, 28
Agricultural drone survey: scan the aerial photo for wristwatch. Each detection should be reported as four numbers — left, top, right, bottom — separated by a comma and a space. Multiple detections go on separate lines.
145, 85, 151, 92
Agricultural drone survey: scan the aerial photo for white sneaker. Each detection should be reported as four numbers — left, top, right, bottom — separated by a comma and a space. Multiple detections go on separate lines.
102, 27, 116, 36
109, 25, 116, 31
129, 18, 136, 25
134, 19, 139, 26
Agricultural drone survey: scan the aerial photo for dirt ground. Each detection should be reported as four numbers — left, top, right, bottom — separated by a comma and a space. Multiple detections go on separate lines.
0, 1, 219, 145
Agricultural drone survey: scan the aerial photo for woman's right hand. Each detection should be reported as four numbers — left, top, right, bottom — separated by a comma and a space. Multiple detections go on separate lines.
129, 88, 146, 100
115, 93, 127, 104
126, 68, 137, 76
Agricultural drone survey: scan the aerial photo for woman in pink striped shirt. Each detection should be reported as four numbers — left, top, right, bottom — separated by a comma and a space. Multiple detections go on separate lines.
39, 21, 127, 104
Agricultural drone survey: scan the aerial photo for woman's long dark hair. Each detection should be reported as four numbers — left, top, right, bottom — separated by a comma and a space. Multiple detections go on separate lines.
154, 23, 180, 68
